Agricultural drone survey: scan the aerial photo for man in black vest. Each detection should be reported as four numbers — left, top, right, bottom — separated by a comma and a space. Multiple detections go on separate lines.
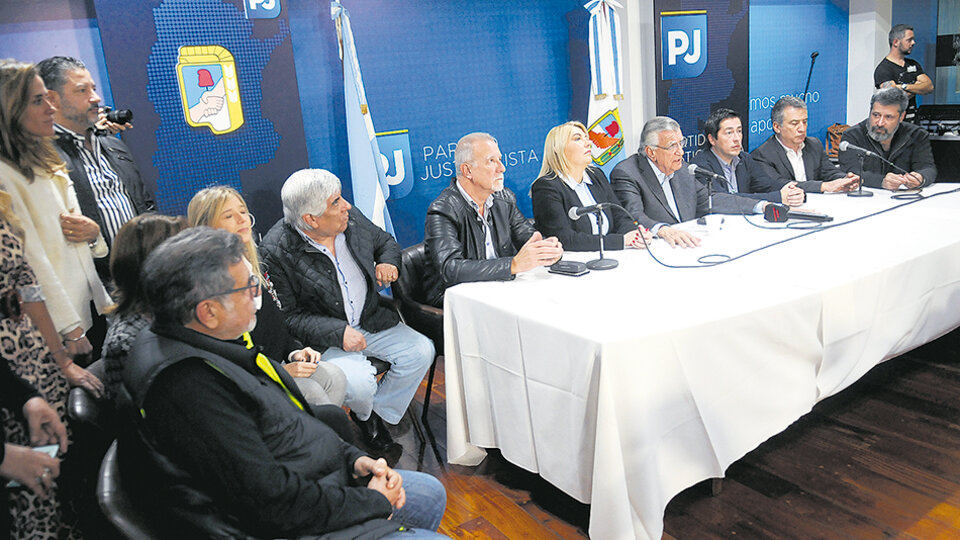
120, 227, 447, 539
37, 56, 155, 280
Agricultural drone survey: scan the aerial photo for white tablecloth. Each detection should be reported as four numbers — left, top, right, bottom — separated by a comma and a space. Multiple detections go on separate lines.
443, 185, 960, 540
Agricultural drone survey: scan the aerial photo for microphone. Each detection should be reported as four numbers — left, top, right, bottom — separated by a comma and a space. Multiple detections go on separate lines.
802, 51, 819, 100
811, 51, 819, 60
839, 141, 912, 175
567, 204, 607, 220
687, 163, 724, 182
838, 140, 877, 157
763, 203, 833, 223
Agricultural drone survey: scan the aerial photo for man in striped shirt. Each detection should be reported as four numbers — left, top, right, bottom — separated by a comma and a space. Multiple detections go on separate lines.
38, 56, 155, 280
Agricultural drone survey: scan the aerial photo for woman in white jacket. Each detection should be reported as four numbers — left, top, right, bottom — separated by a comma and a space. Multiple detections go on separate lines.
0, 59, 108, 395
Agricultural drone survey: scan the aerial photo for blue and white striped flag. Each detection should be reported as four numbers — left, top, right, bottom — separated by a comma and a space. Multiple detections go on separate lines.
331, 1, 394, 234
584, 0, 626, 177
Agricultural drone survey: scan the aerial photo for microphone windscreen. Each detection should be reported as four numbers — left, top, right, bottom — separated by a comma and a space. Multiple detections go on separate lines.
568, 207, 581, 220
838, 141, 849, 152
763, 203, 789, 223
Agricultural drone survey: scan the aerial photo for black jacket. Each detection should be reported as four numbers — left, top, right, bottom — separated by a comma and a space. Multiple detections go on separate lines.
119, 324, 396, 538
750, 135, 846, 193
259, 210, 402, 351
423, 182, 535, 308
690, 149, 786, 202
838, 119, 937, 189
53, 130, 155, 279
531, 167, 634, 251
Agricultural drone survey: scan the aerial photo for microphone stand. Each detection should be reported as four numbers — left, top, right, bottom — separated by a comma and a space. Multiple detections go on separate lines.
847, 153, 873, 197
802, 53, 818, 100
587, 210, 618, 270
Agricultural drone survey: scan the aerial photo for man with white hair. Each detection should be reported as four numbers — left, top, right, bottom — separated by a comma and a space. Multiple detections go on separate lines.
259, 169, 434, 456
611, 116, 763, 248
423, 132, 563, 307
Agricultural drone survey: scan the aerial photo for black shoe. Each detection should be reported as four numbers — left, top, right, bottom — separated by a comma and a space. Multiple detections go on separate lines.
350, 411, 402, 455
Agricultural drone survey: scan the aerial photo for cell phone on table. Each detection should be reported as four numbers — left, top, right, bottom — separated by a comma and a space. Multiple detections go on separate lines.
548, 260, 589, 277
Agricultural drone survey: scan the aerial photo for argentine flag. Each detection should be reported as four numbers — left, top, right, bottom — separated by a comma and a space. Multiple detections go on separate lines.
331, 1, 394, 234
584, 0, 626, 178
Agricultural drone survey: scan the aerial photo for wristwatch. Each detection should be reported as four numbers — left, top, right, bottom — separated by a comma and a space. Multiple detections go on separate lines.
900, 83, 908, 91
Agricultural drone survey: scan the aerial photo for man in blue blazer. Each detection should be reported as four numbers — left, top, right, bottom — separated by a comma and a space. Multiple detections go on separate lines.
692, 108, 804, 206
610, 116, 765, 248
751, 96, 860, 193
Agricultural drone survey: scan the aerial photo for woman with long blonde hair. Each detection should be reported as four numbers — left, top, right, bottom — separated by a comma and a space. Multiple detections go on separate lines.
531, 121, 651, 251
187, 186, 346, 406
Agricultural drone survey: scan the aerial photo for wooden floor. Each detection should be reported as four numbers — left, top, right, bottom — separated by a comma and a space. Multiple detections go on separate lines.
392, 329, 960, 539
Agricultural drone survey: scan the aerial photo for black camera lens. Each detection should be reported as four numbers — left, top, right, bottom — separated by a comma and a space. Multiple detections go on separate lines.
105, 109, 134, 125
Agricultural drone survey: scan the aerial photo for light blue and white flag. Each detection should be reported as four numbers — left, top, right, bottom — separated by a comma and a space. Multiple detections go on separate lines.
331, 1, 394, 234
584, 0, 626, 177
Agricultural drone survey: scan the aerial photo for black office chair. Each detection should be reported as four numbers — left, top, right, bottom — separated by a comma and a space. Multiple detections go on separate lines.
391, 243, 443, 423
97, 441, 169, 539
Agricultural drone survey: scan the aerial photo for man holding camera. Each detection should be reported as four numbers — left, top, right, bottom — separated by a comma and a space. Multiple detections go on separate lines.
37, 56, 155, 266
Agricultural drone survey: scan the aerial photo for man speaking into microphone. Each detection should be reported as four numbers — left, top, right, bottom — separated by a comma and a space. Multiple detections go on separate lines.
839, 87, 937, 190
611, 117, 768, 248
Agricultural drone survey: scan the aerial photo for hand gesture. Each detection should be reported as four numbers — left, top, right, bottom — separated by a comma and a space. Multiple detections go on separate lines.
658, 226, 701, 248
342, 326, 366, 352
779, 181, 805, 207
510, 231, 564, 274
59, 213, 100, 244
22, 397, 68, 454
375, 263, 399, 287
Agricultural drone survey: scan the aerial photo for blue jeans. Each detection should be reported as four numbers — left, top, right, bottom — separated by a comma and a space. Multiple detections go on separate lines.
382, 470, 448, 539
322, 323, 434, 424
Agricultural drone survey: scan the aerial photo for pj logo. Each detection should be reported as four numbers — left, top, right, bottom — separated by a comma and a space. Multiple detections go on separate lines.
376, 130, 414, 200
660, 10, 707, 80
243, 0, 281, 19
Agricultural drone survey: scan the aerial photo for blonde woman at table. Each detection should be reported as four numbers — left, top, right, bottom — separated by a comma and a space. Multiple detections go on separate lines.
187, 186, 347, 407
0, 60, 109, 383
531, 121, 652, 251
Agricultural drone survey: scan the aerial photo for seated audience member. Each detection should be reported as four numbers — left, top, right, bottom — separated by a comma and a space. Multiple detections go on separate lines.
692, 108, 805, 206
424, 132, 563, 306
838, 87, 937, 190
120, 227, 448, 538
0, 60, 109, 368
101, 213, 185, 399
610, 116, 764, 248
751, 96, 860, 193
1, 359, 67, 539
260, 169, 433, 455
188, 186, 347, 407
531, 121, 652, 251
36, 55, 155, 282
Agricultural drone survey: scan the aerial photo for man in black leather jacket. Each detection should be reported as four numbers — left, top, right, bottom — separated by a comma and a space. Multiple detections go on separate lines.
423, 132, 563, 307
839, 87, 937, 190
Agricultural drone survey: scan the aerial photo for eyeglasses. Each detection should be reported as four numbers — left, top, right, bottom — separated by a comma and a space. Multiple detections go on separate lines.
653, 141, 684, 153
203, 274, 261, 302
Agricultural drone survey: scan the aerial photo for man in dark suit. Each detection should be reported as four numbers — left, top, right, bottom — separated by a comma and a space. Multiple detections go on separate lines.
692, 108, 804, 206
751, 96, 860, 193
610, 116, 764, 248
37, 56, 155, 278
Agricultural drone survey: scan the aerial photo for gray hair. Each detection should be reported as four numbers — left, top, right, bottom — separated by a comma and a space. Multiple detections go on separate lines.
454, 132, 497, 178
280, 168, 342, 230
871, 87, 909, 114
638, 116, 680, 153
36, 56, 86, 94
141, 227, 244, 326
889, 24, 912, 47
771, 96, 806, 125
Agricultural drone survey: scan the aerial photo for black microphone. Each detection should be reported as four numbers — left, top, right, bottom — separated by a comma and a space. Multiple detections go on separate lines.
687, 163, 724, 182
803, 51, 819, 99
811, 51, 819, 60
838, 141, 911, 174
567, 204, 607, 220
763, 203, 833, 223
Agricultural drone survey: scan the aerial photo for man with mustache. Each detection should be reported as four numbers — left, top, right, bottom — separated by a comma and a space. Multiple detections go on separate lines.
37, 56, 155, 279
838, 87, 937, 191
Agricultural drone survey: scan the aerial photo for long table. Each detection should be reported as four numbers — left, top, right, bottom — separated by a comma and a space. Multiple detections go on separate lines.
443, 184, 960, 539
